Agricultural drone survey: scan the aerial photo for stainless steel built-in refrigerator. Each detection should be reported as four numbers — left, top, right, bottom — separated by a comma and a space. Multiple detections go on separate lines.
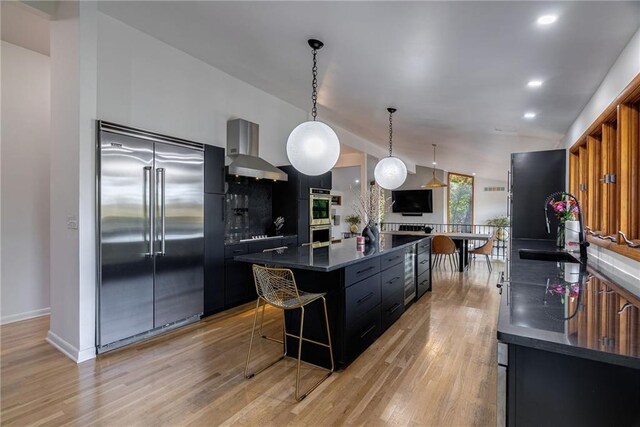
97, 121, 204, 352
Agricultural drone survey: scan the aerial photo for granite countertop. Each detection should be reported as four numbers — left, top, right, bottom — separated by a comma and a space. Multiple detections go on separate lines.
498, 238, 640, 369
224, 234, 298, 245
234, 234, 430, 272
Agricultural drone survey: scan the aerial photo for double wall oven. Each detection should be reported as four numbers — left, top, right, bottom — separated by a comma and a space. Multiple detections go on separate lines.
310, 188, 332, 247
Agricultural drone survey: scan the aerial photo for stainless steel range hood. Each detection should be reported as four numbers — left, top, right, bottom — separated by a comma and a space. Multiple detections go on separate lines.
226, 119, 288, 181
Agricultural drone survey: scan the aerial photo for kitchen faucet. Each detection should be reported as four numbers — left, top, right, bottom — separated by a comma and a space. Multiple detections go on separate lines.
544, 192, 589, 261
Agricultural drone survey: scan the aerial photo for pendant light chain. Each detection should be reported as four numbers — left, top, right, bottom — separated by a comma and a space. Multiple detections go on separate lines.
311, 48, 318, 121
388, 110, 393, 157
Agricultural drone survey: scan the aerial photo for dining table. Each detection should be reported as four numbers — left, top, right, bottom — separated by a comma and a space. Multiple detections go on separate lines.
382, 231, 493, 272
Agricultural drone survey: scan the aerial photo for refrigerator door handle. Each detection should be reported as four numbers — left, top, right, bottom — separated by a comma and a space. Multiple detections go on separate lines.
156, 167, 166, 256
144, 166, 154, 257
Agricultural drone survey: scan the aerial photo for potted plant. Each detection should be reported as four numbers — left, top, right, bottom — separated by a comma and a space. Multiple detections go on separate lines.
345, 214, 361, 234
486, 216, 510, 241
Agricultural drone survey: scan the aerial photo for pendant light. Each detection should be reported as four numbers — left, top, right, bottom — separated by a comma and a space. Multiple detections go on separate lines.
421, 144, 448, 188
286, 39, 340, 176
374, 107, 407, 190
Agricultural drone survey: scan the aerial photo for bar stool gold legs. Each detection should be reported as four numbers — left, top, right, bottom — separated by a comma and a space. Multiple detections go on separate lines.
244, 265, 334, 402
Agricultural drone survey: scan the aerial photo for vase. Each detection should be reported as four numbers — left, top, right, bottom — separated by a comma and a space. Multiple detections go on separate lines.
362, 224, 379, 245
556, 223, 565, 248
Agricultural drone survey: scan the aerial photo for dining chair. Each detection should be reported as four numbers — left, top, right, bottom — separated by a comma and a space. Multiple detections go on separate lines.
244, 264, 334, 401
469, 238, 495, 272
431, 235, 459, 271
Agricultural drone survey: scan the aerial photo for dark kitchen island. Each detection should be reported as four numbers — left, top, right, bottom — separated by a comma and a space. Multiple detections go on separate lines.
235, 235, 432, 369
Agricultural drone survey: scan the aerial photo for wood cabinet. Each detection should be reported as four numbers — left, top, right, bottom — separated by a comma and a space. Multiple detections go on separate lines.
569, 74, 640, 262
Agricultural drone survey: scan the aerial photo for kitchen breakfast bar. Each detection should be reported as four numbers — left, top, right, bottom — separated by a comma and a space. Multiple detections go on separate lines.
234, 234, 432, 369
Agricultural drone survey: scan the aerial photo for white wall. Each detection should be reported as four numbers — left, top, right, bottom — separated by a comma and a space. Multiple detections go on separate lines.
474, 177, 508, 226
96, 13, 307, 165
47, 0, 97, 363
564, 27, 640, 148
331, 166, 362, 237
384, 166, 447, 225
0, 41, 51, 324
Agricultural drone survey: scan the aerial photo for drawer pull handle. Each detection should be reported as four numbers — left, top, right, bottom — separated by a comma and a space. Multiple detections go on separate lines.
386, 255, 401, 262
356, 266, 376, 275
232, 249, 243, 253
420, 260, 429, 265
386, 276, 401, 284
360, 324, 377, 339
387, 303, 401, 314
357, 292, 375, 304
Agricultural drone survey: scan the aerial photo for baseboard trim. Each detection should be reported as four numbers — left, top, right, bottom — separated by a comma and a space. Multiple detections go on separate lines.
0, 307, 50, 325
46, 330, 96, 364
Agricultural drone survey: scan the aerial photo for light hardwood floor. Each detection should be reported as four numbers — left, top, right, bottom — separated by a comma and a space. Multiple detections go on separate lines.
1, 261, 502, 426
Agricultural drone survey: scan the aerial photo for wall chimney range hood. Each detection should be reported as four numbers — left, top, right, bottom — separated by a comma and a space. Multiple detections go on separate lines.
226, 119, 288, 181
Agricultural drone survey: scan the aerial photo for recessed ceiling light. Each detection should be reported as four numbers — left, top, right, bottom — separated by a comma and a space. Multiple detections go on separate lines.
537, 15, 557, 25
355, 179, 360, 183
527, 80, 543, 88
472, 173, 477, 176
524, 112, 536, 119
432, 161, 437, 165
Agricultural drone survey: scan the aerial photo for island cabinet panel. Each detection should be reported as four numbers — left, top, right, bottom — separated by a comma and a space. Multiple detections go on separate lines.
344, 306, 381, 362
380, 262, 405, 331
344, 257, 380, 286
380, 251, 404, 270
345, 274, 381, 323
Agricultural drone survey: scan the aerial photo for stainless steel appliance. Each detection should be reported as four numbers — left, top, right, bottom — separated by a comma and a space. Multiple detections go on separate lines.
97, 121, 204, 353
310, 188, 331, 226
310, 225, 331, 247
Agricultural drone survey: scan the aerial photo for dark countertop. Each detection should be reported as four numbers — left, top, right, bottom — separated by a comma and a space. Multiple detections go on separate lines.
498, 238, 640, 369
234, 234, 430, 272
224, 234, 298, 245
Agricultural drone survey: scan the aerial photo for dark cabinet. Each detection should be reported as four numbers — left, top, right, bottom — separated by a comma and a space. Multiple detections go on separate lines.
224, 260, 253, 307
273, 166, 331, 246
203, 146, 226, 317
204, 194, 225, 315
204, 145, 225, 195
308, 171, 332, 191
511, 149, 565, 239
416, 240, 432, 299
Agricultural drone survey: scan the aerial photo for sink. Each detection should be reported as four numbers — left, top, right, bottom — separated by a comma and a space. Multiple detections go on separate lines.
519, 249, 580, 263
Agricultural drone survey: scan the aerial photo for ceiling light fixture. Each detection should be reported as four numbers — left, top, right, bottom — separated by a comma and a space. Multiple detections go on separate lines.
527, 80, 543, 88
524, 112, 537, 119
421, 144, 448, 188
374, 107, 407, 190
537, 15, 558, 25
286, 39, 340, 176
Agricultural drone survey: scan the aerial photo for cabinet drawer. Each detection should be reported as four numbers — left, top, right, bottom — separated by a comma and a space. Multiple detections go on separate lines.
381, 263, 404, 302
380, 250, 404, 270
345, 274, 381, 324
225, 243, 248, 259
417, 253, 430, 276
345, 306, 380, 362
248, 239, 283, 254
345, 257, 380, 287
381, 295, 404, 332
417, 270, 431, 297
417, 239, 431, 255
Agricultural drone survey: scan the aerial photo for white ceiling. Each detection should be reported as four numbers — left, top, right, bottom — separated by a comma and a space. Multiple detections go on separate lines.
97, 1, 640, 181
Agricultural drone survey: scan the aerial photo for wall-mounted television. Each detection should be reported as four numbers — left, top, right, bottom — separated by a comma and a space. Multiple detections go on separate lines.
391, 189, 433, 213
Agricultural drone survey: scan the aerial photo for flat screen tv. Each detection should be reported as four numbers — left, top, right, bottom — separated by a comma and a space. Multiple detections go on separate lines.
391, 189, 433, 213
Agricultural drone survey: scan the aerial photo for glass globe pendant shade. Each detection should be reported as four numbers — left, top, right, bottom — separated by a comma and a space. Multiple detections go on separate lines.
286, 120, 340, 176
374, 156, 407, 190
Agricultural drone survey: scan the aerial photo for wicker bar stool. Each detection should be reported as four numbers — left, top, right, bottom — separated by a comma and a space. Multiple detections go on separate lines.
244, 264, 334, 401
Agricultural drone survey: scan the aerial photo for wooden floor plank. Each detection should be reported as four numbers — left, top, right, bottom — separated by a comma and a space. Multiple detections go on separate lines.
1, 261, 502, 426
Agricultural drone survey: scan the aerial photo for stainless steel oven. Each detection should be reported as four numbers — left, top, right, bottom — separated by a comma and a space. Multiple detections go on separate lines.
310, 225, 331, 247
310, 188, 332, 226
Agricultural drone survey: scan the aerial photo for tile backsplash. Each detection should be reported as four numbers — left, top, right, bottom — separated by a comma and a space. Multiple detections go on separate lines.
225, 178, 273, 240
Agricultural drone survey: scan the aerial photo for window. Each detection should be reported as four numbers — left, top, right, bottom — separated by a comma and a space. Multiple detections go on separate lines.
448, 173, 474, 226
